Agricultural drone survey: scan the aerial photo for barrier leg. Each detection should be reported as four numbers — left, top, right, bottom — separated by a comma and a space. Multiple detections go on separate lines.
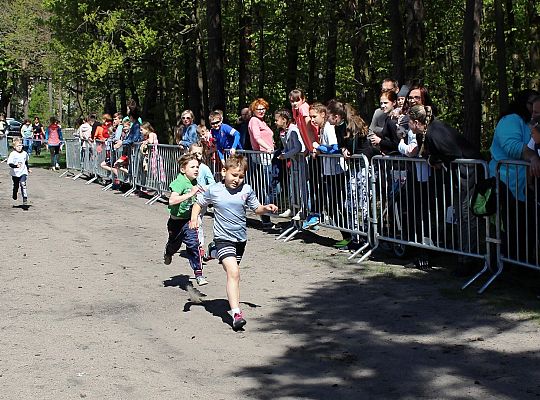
145, 194, 162, 205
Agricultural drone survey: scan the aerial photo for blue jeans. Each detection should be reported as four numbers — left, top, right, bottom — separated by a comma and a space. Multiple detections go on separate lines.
23, 138, 32, 155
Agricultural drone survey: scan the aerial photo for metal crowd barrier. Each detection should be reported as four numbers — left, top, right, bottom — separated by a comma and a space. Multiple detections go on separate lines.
58, 142, 540, 294
0, 134, 8, 159
459, 159, 540, 293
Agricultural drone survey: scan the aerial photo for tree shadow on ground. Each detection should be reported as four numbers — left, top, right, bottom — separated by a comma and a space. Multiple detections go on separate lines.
237, 260, 540, 399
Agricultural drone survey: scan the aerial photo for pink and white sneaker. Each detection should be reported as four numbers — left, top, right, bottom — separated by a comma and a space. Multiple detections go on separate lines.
232, 312, 246, 331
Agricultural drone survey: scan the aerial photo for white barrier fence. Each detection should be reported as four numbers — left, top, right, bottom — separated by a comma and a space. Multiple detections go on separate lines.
60, 140, 539, 293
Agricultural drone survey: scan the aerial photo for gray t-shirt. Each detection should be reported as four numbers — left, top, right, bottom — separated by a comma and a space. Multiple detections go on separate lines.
197, 182, 260, 242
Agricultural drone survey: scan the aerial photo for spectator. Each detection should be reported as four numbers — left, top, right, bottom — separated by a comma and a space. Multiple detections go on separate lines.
248, 98, 275, 230
114, 107, 142, 166
310, 102, 349, 238
94, 114, 112, 142
370, 90, 400, 155
489, 90, 540, 262
289, 89, 316, 153
45, 116, 63, 171
20, 119, 33, 155
178, 110, 199, 150
327, 100, 375, 250
275, 109, 306, 220
235, 107, 252, 150
32, 117, 45, 156
369, 78, 400, 141
209, 109, 242, 165
409, 104, 482, 273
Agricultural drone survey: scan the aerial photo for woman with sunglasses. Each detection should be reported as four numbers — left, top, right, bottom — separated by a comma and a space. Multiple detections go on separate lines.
178, 110, 199, 150
209, 110, 242, 165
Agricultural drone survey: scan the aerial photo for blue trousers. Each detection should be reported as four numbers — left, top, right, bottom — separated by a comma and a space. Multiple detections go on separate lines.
165, 218, 202, 273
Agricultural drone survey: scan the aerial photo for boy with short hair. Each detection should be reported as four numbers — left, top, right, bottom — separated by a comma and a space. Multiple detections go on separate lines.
8, 138, 31, 205
164, 153, 208, 286
190, 154, 278, 331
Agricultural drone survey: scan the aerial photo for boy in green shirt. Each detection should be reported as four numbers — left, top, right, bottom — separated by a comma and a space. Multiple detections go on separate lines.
164, 153, 207, 285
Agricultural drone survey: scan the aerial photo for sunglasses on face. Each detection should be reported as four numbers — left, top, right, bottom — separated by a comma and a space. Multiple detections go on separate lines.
210, 120, 221, 126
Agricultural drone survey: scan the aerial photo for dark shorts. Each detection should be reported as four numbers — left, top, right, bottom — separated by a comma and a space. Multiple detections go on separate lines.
214, 239, 246, 264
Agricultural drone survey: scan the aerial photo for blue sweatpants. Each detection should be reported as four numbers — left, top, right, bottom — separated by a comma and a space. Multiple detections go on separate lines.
165, 218, 202, 275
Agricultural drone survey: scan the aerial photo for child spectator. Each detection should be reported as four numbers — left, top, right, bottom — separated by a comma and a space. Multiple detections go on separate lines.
189, 142, 216, 260
310, 102, 348, 233
190, 155, 278, 330
274, 109, 305, 220
45, 116, 63, 171
209, 110, 242, 165
94, 114, 112, 142
163, 153, 207, 286
7, 138, 31, 205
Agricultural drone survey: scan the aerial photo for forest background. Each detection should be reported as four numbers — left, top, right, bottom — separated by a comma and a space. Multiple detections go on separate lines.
0, 0, 539, 150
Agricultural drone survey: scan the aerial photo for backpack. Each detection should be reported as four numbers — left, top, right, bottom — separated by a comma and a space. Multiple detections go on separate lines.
470, 176, 497, 217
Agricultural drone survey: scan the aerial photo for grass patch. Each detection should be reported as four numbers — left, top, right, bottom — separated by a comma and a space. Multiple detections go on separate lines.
28, 152, 66, 169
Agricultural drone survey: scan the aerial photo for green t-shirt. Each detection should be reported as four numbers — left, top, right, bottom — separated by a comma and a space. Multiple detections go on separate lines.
168, 173, 197, 218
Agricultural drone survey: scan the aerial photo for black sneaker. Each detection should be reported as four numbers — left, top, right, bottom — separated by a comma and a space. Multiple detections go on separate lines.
232, 312, 246, 331
12, 192, 17, 200
163, 253, 172, 265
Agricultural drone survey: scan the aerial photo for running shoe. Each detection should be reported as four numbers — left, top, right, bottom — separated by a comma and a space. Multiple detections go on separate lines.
232, 312, 246, 330
22, 198, 28, 205
292, 212, 302, 221
163, 253, 172, 265
196, 276, 208, 286
278, 209, 293, 218
302, 214, 320, 230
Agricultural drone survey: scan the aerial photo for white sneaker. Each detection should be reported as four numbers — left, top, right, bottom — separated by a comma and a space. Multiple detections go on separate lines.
278, 209, 293, 218
292, 212, 302, 221
55, 163, 60, 169
196, 276, 208, 286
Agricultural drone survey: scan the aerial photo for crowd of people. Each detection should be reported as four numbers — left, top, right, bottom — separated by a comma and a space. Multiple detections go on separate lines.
6, 82, 539, 330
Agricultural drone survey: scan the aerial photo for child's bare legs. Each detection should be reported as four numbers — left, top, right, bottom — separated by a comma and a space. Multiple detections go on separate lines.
222, 256, 240, 309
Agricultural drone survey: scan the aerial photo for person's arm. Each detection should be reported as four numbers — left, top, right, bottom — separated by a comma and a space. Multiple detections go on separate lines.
398, 131, 419, 157
523, 145, 540, 177
368, 108, 384, 138
189, 203, 202, 229
280, 130, 303, 159
58, 126, 63, 141
169, 186, 200, 206
45, 127, 49, 141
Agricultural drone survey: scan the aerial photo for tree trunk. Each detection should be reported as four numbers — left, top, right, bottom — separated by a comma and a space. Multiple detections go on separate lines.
345, 0, 370, 118
206, 0, 226, 113
527, 0, 540, 89
256, 5, 265, 97
463, 0, 482, 152
125, 58, 140, 106
161, 74, 172, 143
142, 61, 158, 123
505, 0, 520, 92
324, 9, 338, 102
306, 30, 317, 103
48, 77, 54, 116
57, 81, 63, 122
285, 0, 302, 97
119, 73, 127, 117
388, 0, 405, 85
238, 0, 252, 110
404, 0, 425, 83
494, 0, 508, 114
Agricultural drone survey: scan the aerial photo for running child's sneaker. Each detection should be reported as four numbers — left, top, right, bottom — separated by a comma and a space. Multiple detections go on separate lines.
232, 312, 246, 330
196, 275, 208, 286
163, 253, 172, 265
22, 197, 28, 205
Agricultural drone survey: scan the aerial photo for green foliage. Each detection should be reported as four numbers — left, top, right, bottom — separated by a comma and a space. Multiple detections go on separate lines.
28, 82, 50, 118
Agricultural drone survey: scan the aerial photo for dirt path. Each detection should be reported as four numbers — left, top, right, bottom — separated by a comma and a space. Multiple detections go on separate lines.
1, 166, 540, 399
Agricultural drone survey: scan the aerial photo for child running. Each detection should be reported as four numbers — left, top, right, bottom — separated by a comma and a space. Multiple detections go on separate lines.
163, 153, 208, 286
189, 142, 216, 260
190, 154, 278, 331
7, 138, 31, 205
